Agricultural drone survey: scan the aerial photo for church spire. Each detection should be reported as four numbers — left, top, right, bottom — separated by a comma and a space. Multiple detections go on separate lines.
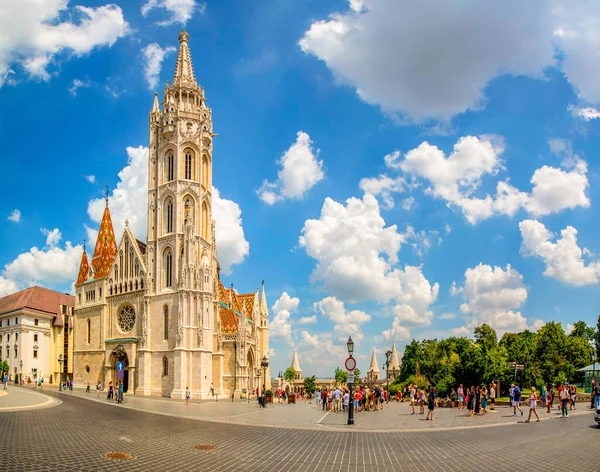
368, 349, 380, 373
389, 341, 401, 370
151, 92, 160, 113
291, 349, 302, 373
172, 30, 197, 87
75, 240, 89, 286
91, 191, 117, 279
260, 280, 268, 315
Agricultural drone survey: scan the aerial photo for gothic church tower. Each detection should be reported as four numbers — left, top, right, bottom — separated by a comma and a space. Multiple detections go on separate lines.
138, 30, 217, 399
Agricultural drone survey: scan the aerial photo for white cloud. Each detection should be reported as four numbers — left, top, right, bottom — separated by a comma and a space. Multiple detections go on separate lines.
365, 136, 589, 224
69, 77, 92, 96
453, 263, 541, 334
270, 292, 300, 342
401, 197, 415, 211
0, 0, 129, 87
0, 276, 18, 297
298, 330, 347, 367
381, 319, 411, 342
359, 175, 405, 210
3, 236, 82, 287
212, 188, 250, 274
569, 105, 600, 121
87, 146, 149, 240
444, 224, 452, 234
141, 0, 204, 26
299, 1, 600, 122
297, 315, 317, 325
84, 175, 96, 184
86, 146, 249, 275
519, 219, 600, 286
314, 296, 371, 342
142, 43, 176, 90
41, 228, 62, 247
7, 209, 21, 222
258, 131, 324, 204
439, 312, 456, 320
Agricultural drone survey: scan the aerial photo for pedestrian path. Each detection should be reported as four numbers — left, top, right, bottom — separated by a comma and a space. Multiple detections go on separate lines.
0, 386, 61, 412
49, 388, 595, 432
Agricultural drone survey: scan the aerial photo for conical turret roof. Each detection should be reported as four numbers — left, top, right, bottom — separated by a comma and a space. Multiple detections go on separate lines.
291, 349, 302, 372
389, 342, 401, 370
172, 30, 197, 87
75, 247, 89, 286
91, 197, 117, 279
260, 280, 268, 315
368, 349, 380, 373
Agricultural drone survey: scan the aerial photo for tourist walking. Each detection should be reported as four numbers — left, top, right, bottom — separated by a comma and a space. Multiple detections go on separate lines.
512, 383, 523, 416
418, 389, 425, 414
541, 383, 547, 407
410, 384, 416, 414
559, 382, 569, 418
457, 384, 464, 409
594, 381, 600, 410
569, 384, 577, 410
85, 382, 90, 393
591, 379, 596, 409
322, 388, 328, 411
185, 386, 190, 405
467, 386, 475, 416
481, 386, 488, 415
96, 381, 101, 397
426, 387, 436, 421
3, 373, 7, 390
489, 382, 496, 410
546, 384, 554, 413
107, 381, 113, 401
525, 387, 540, 422
354, 387, 362, 412
343, 389, 350, 412
474, 386, 481, 414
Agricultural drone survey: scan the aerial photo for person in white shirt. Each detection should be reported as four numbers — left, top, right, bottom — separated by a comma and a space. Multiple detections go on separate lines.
409, 384, 416, 415
525, 387, 540, 422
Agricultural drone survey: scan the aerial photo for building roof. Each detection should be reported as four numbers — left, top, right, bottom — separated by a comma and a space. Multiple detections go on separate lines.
368, 349, 380, 373
389, 342, 401, 370
172, 30, 197, 88
91, 203, 117, 279
0, 286, 74, 318
75, 249, 89, 286
136, 239, 147, 255
291, 349, 302, 372
219, 307, 239, 334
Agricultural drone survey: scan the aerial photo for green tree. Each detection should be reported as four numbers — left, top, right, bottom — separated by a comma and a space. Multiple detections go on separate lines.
353, 368, 361, 379
565, 335, 593, 370
334, 367, 348, 385
474, 324, 497, 351
303, 375, 317, 393
570, 320, 595, 343
284, 367, 296, 383
535, 321, 567, 383
0, 360, 8, 375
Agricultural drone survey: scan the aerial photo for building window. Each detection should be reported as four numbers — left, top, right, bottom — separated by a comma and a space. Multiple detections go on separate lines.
162, 356, 168, 376
166, 153, 174, 182
99, 288, 102, 298
78, 293, 81, 304
62, 305, 66, 315
85, 365, 90, 374
185, 151, 192, 180
202, 153, 209, 188
6, 347, 9, 358
7, 334, 9, 342
34, 334, 38, 342
33, 349, 37, 359
34, 319, 38, 326
163, 305, 169, 340
166, 199, 173, 233
165, 250, 173, 288
0, 320, 2, 327
15, 317, 18, 324
117, 305, 136, 333
15, 333, 18, 342
6, 319, 9, 326
87, 319, 91, 344
14, 348, 17, 357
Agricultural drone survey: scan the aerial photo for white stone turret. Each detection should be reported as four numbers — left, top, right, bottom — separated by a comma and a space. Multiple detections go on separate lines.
291, 349, 302, 380
367, 348, 380, 381
387, 341, 401, 381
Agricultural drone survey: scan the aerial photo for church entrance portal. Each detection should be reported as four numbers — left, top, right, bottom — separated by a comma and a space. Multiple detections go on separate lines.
110, 345, 130, 393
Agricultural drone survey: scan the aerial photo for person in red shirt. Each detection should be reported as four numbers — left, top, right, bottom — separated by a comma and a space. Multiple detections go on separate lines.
321, 388, 328, 411
354, 389, 363, 412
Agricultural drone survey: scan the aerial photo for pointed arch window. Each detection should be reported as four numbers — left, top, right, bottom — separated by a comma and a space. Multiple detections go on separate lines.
166, 153, 174, 182
162, 356, 169, 376
163, 305, 169, 340
185, 150, 193, 180
202, 154, 209, 188
87, 318, 91, 344
165, 249, 173, 288
202, 201, 209, 240
166, 199, 173, 233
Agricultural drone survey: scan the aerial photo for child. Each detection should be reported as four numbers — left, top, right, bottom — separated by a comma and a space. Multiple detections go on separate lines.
185, 386, 191, 405
525, 387, 540, 422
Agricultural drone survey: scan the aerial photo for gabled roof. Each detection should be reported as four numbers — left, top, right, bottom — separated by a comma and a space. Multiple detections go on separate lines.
91, 203, 117, 279
220, 307, 238, 334
238, 293, 255, 320
0, 286, 74, 318
75, 250, 89, 286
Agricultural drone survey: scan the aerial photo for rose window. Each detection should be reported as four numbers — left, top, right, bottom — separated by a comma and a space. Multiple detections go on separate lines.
118, 305, 136, 333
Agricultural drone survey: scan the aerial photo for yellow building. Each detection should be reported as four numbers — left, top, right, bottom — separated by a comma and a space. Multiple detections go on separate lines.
0, 286, 74, 384
72, 30, 270, 399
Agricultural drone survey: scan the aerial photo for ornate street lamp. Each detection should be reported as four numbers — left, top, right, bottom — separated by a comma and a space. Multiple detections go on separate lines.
592, 352, 597, 395
57, 354, 63, 392
385, 349, 392, 402
347, 336, 355, 426
261, 356, 269, 408
19, 360, 23, 384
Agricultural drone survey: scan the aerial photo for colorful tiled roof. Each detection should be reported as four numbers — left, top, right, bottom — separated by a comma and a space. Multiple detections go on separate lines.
75, 250, 89, 286
238, 293, 254, 319
220, 307, 238, 334
91, 205, 117, 279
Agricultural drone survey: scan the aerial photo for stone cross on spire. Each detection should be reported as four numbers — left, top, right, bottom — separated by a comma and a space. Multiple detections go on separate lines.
173, 30, 197, 87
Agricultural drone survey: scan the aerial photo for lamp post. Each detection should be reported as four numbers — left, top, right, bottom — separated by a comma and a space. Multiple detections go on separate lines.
57, 354, 63, 391
19, 360, 23, 384
347, 336, 354, 426
592, 353, 597, 393
261, 356, 269, 408
385, 349, 391, 403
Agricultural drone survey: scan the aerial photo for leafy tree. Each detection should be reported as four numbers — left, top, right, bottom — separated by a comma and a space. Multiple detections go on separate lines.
334, 367, 348, 385
0, 360, 8, 375
570, 320, 595, 343
535, 321, 567, 383
565, 335, 593, 370
353, 368, 361, 379
284, 367, 296, 383
474, 324, 497, 351
398, 340, 425, 382
303, 375, 317, 393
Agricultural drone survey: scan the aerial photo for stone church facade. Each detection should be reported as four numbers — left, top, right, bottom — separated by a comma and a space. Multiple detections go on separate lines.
72, 30, 270, 399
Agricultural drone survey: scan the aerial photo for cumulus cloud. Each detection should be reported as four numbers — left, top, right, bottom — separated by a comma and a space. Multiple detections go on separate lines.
519, 219, 600, 286
142, 43, 176, 90
452, 263, 541, 334
0, 276, 18, 297
69, 77, 92, 96
212, 188, 250, 274
141, 0, 204, 26
270, 292, 300, 342
7, 209, 21, 222
569, 105, 600, 121
3, 236, 82, 287
297, 315, 317, 325
298, 330, 347, 367
299, 193, 439, 335
0, 0, 129, 87
299, 1, 600, 122
257, 131, 324, 204
314, 296, 371, 342
363, 136, 589, 224
84, 174, 96, 184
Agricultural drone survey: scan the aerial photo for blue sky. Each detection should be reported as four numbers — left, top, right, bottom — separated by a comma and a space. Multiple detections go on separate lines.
2, 0, 600, 377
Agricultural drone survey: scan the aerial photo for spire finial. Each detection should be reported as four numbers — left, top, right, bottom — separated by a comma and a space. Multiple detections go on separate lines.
179, 30, 189, 43
105, 186, 109, 207
83, 239, 86, 253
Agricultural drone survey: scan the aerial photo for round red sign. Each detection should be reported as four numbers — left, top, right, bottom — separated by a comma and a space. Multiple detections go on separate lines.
345, 357, 356, 371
